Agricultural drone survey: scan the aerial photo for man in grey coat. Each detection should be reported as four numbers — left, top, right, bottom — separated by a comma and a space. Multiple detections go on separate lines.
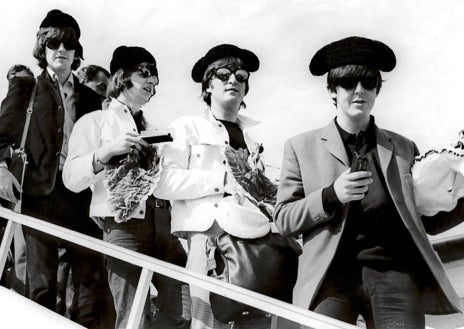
274, 36, 464, 329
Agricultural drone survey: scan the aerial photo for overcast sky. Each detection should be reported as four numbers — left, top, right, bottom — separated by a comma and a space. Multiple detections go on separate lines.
0, 0, 463, 171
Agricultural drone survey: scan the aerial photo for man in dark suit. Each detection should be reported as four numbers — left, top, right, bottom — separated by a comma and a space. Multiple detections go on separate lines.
0, 9, 105, 328
274, 36, 464, 328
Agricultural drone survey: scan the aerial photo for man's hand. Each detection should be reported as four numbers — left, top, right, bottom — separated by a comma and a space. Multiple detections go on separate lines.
0, 167, 22, 203
333, 168, 373, 204
95, 132, 149, 164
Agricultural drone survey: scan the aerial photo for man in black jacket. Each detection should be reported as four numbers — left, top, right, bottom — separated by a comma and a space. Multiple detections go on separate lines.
0, 9, 106, 328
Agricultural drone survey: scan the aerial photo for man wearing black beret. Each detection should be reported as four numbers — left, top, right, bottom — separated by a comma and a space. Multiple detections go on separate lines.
0, 9, 106, 328
156, 44, 279, 328
274, 36, 464, 328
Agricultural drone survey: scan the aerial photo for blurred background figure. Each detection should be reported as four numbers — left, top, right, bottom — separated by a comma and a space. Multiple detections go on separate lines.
76, 64, 110, 100
6, 64, 34, 80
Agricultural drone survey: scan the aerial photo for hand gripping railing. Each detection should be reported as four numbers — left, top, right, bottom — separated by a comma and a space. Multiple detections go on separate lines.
0, 207, 365, 329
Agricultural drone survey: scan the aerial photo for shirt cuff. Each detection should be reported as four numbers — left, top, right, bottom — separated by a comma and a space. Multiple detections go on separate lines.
322, 183, 341, 213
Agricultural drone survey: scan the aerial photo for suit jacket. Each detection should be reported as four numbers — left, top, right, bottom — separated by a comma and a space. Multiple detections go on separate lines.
274, 119, 464, 315
0, 69, 102, 196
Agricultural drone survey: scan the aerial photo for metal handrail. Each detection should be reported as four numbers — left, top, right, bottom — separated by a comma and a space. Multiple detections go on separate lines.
0, 207, 360, 329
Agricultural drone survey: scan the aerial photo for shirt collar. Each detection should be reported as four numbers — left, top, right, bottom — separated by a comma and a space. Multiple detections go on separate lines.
335, 115, 376, 149
46, 67, 74, 88
202, 107, 260, 129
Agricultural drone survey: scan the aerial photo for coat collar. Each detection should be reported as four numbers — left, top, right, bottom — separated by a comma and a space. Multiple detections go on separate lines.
321, 117, 394, 175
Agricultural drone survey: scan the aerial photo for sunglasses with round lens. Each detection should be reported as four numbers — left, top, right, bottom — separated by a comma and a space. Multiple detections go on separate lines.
337, 76, 378, 90
137, 65, 159, 84
45, 38, 77, 51
213, 67, 249, 83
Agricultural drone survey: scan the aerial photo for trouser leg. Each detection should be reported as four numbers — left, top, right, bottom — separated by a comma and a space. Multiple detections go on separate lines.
11, 224, 27, 295
23, 226, 58, 310
362, 266, 425, 329
152, 206, 190, 328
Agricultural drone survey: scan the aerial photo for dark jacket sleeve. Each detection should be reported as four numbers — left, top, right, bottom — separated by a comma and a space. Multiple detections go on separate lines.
422, 198, 464, 235
0, 77, 35, 163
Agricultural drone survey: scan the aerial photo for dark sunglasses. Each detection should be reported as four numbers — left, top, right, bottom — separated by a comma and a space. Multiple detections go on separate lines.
45, 38, 78, 51
137, 64, 159, 83
213, 67, 249, 83
336, 76, 378, 90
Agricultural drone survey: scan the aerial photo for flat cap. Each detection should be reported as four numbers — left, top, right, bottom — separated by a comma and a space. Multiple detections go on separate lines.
309, 36, 396, 76
191, 44, 259, 82
110, 46, 157, 76
40, 9, 80, 39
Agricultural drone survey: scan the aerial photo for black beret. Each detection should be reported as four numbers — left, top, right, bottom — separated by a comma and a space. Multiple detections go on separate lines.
40, 9, 80, 39
110, 46, 157, 76
309, 36, 396, 76
191, 44, 259, 83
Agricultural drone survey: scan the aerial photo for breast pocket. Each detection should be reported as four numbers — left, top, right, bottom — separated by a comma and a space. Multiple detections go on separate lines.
188, 144, 222, 170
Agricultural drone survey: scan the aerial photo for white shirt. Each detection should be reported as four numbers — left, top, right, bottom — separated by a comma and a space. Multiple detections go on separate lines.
62, 98, 150, 219
155, 108, 270, 239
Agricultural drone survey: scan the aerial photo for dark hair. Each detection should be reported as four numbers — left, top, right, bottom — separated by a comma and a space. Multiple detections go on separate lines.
107, 63, 149, 99
6, 64, 34, 80
76, 65, 110, 84
32, 27, 83, 70
201, 57, 249, 108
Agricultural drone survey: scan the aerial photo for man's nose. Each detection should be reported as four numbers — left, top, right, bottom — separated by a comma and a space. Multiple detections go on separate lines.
355, 81, 365, 92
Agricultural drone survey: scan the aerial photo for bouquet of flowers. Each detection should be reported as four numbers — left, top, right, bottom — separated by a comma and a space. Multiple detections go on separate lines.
103, 146, 161, 222
224, 144, 277, 220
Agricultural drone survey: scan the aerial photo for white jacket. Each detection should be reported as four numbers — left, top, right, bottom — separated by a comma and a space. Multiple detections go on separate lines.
62, 99, 149, 219
155, 109, 270, 239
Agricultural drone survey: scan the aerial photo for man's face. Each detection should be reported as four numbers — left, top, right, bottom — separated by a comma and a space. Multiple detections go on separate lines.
45, 37, 76, 74
330, 75, 377, 122
123, 63, 159, 107
84, 71, 109, 97
207, 59, 248, 108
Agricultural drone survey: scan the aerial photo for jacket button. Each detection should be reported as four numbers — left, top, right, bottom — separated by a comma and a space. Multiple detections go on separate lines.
214, 188, 219, 192
57, 128, 62, 134
225, 141, 228, 145
55, 151, 60, 156
139, 210, 144, 215
218, 124, 222, 128
57, 106, 63, 112
223, 160, 226, 164
214, 203, 219, 208
196, 154, 201, 158
124, 109, 128, 113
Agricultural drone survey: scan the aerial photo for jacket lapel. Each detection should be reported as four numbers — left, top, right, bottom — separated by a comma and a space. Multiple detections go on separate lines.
39, 70, 63, 109
375, 126, 394, 180
321, 121, 350, 167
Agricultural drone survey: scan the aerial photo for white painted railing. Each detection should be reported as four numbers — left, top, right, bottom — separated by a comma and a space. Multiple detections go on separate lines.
0, 207, 435, 329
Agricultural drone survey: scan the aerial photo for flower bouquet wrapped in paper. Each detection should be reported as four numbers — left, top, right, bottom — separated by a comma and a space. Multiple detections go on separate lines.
411, 130, 464, 216
103, 146, 161, 222
224, 143, 277, 220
